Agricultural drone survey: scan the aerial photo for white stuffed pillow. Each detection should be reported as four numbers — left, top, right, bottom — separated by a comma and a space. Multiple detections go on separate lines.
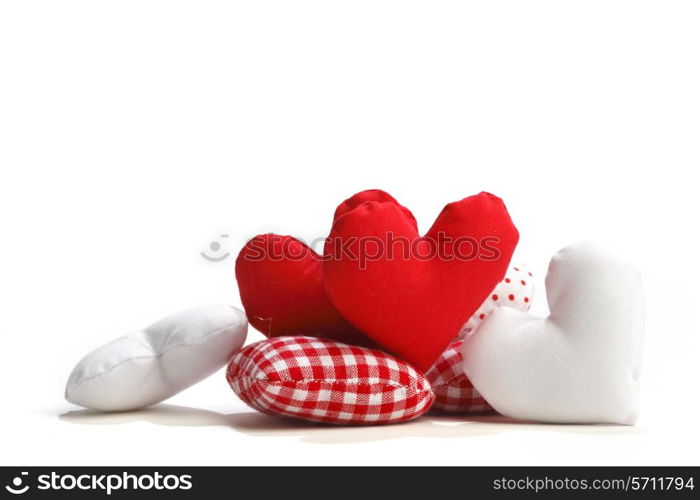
462, 242, 644, 425
65, 305, 248, 411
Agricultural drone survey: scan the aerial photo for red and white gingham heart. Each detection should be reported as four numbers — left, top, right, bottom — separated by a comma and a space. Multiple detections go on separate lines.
426, 340, 495, 414
227, 336, 434, 425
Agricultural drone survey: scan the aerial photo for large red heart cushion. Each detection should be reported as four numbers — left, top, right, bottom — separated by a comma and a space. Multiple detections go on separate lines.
235, 190, 407, 346
323, 192, 519, 371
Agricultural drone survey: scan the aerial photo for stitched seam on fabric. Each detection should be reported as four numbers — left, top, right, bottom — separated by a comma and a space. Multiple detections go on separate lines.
234, 375, 433, 394
247, 381, 434, 403
67, 321, 242, 391
231, 374, 427, 391
435, 373, 466, 388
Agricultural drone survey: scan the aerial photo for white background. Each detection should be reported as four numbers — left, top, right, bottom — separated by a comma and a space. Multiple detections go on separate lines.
1, 1, 698, 466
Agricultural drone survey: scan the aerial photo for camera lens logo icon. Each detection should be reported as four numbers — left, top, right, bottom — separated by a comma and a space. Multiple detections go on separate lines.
5, 472, 29, 495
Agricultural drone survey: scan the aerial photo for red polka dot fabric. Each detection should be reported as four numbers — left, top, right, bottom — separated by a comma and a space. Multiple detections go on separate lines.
458, 264, 534, 339
227, 336, 434, 425
426, 341, 495, 414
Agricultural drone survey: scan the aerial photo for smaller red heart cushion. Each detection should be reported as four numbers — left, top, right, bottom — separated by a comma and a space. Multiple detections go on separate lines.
425, 341, 495, 414
227, 336, 434, 425
235, 234, 370, 346
235, 189, 411, 347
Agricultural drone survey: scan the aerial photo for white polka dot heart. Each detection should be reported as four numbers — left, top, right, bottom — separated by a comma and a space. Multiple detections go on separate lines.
458, 263, 535, 338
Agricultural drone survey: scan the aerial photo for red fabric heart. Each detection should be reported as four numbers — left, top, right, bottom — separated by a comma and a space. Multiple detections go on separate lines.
323, 192, 519, 371
235, 190, 406, 347
235, 234, 369, 345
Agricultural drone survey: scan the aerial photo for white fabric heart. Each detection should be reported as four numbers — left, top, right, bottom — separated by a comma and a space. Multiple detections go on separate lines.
461, 241, 644, 424
65, 305, 248, 411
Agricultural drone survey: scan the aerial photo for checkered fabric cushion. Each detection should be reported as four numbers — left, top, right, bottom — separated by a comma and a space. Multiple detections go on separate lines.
426, 341, 495, 414
227, 336, 434, 425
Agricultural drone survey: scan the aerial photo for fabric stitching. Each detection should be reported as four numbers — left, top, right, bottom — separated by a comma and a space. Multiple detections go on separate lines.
231, 374, 428, 392
67, 320, 243, 391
